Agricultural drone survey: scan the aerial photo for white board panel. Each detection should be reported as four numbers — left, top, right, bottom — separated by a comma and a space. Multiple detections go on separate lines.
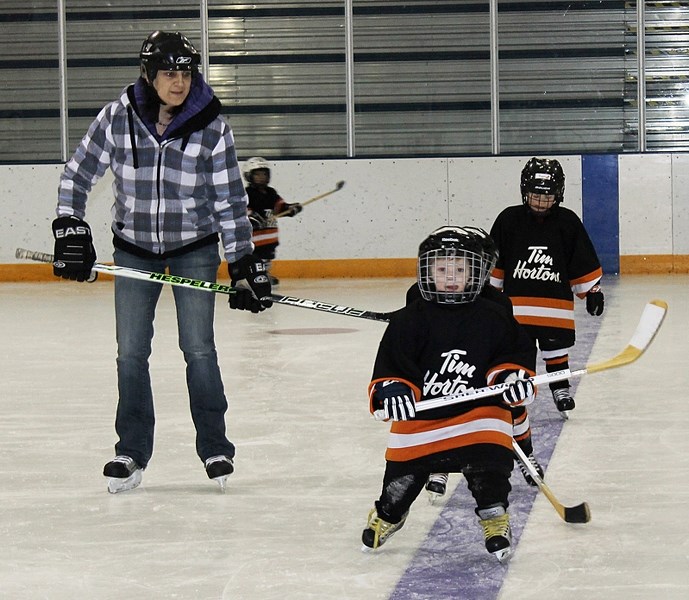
618, 154, 673, 254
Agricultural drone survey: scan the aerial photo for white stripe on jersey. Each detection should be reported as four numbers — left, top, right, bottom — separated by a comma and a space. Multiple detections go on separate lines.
387, 417, 512, 449
512, 305, 573, 321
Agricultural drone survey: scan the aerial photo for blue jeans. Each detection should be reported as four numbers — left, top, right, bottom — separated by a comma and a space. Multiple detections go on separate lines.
112, 244, 235, 468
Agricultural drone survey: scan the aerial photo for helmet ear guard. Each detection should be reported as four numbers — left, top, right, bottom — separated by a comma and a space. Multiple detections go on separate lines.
520, 157, 565, 206
140, 31, 201, 82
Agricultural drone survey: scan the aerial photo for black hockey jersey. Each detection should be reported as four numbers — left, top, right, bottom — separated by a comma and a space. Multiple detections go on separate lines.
489, 205, 602, 341
245, 185, 287, 250
369, 298, 536, 462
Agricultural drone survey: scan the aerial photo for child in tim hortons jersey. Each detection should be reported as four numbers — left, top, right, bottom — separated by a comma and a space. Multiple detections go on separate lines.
361, 226, 536, 562
242, 156, 302, 286
489, 157, 604, 419
403, 227, 543, 503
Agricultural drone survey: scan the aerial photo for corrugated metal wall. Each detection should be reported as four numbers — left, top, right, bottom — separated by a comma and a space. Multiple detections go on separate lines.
1, 1, 688, 162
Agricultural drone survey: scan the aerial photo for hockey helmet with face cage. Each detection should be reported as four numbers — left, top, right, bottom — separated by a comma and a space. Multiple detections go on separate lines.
462, 226, 499, 278
243, 156, 271, 184
520, 157, 565, 205
417, 226, 490, 304
140, 31, 201, 82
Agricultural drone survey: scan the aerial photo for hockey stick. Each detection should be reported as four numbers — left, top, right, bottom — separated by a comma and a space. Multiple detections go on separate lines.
415, 299, 667, 413
275, 180, 345, 217
512, 441, 590, 524
15, 247, 393, 323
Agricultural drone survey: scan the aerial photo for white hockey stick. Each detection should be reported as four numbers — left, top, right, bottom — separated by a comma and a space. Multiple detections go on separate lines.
415, 299, 667, 413
275, 180, 345, 217
512, 441, 590, 524
15, 247, 393, 323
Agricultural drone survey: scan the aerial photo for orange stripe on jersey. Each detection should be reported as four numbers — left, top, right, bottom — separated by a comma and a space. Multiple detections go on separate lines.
570, 267, 603, 287
571, 267, 603, 297
252, 229, 279, 246
545, 355, 569, 366
384, 406, 513, 462
509, 296, 575, 330
512, 411, 528, 427
510, 296, 574, 310
514, 314, 575, 330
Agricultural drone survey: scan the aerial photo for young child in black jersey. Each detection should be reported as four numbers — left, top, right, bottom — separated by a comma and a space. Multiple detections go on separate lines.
404, 227, 543, 501
243, 157, 302, 285
489, 157, 604, 419
362, 226, 537, 562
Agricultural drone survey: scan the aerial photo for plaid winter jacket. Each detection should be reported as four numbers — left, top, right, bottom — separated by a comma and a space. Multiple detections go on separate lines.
57, 77, 252, 263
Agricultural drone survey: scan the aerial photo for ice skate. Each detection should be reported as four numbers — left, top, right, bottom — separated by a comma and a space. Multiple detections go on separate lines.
477, 505, 512, 562
103, 455, 143, 494
552, 387, 575, 419
425, 473, 449, 504
517, 452, 544, 487
361, 508, 408, 551
205, 455, 234, 492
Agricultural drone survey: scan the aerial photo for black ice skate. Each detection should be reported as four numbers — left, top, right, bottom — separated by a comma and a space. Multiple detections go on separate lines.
361, 508, 408, 551
205, 455, 234, 492
103, 455, 143, 494
425, 473, 449, 504
552, 387, 575, 419
477, 505, 512, 562
517, 452, 544, 487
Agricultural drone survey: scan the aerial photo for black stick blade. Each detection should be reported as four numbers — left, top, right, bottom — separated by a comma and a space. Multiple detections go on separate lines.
564, 502, 591, 523
335, 180, 345, 190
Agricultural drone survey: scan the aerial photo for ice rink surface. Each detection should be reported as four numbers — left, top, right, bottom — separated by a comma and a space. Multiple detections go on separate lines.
1, 274, 687, 599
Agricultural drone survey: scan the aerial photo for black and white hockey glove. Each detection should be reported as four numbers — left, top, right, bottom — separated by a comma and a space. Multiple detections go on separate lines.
372, 380, 416, 421
586, 285, 604, 316
248, 212, 268, 229
51, 216, 97, 282
499, 369, 535, 407
283, 203, 302, 217
228, 253, 273, 313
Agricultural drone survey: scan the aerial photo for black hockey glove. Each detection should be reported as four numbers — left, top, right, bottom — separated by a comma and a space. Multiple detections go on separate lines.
52, 216, 97, 282
499, 369, 535, 407
284, 203, 303, 217
228, 253, 273, 313
372, 380, 416, 421
586, 285, 604, 316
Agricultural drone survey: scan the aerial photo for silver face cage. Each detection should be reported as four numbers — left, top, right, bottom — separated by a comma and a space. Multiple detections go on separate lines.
417, 248, 489, 304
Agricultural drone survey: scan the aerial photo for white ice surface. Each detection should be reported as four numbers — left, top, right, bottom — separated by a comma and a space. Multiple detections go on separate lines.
0, 275, 687, 599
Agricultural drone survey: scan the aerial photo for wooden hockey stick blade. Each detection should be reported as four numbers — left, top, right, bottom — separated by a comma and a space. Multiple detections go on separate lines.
586, 299, 667, 373
16, 247, 393, 322
275, 180, 345, 217
416, 299, 668, 413
512, 441, 591, 524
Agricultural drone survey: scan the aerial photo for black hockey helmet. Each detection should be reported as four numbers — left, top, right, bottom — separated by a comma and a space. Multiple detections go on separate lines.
417, 226, 489, 305
462, 226, 499, 277
140, 31, 201, 82
520, 157, 565, 205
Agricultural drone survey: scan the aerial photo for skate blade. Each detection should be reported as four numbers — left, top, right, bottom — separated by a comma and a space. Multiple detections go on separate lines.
493, 547, 512, 563
107, 470, 142, 494
213, 475, 230, 493
558, 410, 570, 421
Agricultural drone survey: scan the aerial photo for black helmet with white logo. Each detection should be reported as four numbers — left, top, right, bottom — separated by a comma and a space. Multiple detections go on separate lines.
140, 31, 201, 82
520, 157, 565, 205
